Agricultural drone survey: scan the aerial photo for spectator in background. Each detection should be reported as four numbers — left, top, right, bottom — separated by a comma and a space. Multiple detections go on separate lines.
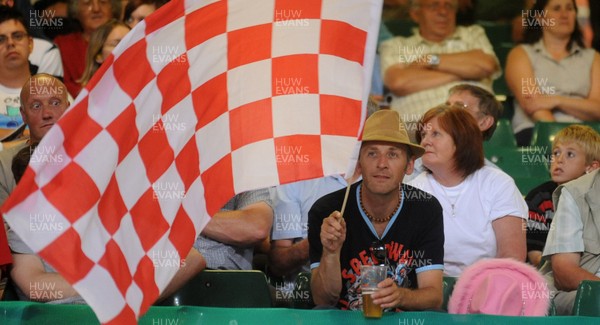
0, 3, 64, 82
0, 74, 68, 207
0, 75, 68, 302
0, 6, 34, 135
5, 74, 204, 303
446, 84, 503, 142
408, 105, 527, 277
506, 0, 600, 146
379, 0, 499, 141
123, 0, 168, 29
78, 19, 130, 86
526, 125, 600, 267
54, 0, 121, 97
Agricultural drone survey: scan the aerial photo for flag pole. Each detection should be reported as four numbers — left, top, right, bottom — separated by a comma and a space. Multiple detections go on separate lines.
339, 182, 352, 218
340, 163, 360, 218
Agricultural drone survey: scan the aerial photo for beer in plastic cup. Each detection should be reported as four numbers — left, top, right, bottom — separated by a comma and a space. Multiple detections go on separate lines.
362, 289, 383, 318
360, 264, 386, 318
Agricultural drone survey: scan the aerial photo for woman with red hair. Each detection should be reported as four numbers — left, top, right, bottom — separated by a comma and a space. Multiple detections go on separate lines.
408, 104, 528, 277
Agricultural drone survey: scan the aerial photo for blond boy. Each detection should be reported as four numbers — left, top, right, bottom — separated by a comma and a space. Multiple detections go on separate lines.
526, 125, 600, 267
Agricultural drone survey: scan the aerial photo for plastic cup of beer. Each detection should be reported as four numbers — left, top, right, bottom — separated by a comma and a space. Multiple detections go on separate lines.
360, 264, 386, 318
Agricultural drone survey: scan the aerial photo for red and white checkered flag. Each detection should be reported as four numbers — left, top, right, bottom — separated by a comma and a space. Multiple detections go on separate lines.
2, 0, 382, 323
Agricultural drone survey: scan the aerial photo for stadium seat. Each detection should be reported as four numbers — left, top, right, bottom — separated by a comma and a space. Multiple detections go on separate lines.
492, 42, 515, 102
588, 122, 600, 134
572, 280, 600, 316
529, 122, 574, 150
485, 146, 550, 195
478, 20, 513, 46
157, 270, 273, 308
442, 276, 457, 312
529, 122, 600, 157
484, 118, 517, 150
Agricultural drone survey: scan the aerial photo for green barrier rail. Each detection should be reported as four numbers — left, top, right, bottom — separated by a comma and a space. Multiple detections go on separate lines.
0, 302, 599, 325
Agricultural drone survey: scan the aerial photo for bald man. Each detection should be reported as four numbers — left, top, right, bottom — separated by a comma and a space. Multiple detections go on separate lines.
4, 73, 205, 303
0, 73, 68, 299
0, 73, 69, 206
19, 73, 69, 143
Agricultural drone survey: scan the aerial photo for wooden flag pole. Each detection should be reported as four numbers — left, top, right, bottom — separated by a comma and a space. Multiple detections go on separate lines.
339, 181, 352, 218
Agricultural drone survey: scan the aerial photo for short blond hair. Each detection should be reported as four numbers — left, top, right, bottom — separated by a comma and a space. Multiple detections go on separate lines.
553, 125, 600, 164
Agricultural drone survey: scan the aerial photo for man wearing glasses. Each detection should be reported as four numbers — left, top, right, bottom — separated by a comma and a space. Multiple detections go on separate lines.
0, 5, 33, 141
308, 109, 445, 311
0, 1, 64, 80
379, 0, 500, 141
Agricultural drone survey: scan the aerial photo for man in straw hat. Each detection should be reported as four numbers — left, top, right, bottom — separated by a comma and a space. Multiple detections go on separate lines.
308, 109, 445, 311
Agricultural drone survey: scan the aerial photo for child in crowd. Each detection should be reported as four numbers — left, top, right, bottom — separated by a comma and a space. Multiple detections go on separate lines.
526, 125, 600, 267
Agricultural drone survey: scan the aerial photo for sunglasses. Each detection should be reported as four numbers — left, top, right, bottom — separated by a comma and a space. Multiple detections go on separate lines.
370, 241, 388, 266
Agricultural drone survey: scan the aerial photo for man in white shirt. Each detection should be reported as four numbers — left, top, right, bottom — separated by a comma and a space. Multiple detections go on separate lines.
379, 0, 500, 140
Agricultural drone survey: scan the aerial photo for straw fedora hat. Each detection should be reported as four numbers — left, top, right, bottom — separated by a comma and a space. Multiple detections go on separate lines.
362, 109, 425, 158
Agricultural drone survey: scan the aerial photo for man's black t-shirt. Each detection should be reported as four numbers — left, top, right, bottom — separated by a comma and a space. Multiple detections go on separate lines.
308, 181, 444, 310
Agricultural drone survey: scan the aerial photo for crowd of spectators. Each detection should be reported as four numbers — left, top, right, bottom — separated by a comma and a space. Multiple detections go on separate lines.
0, 0, 599, 318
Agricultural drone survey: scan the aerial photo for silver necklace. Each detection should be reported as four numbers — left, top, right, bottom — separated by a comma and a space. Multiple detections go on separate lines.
438, 182, 465, 218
